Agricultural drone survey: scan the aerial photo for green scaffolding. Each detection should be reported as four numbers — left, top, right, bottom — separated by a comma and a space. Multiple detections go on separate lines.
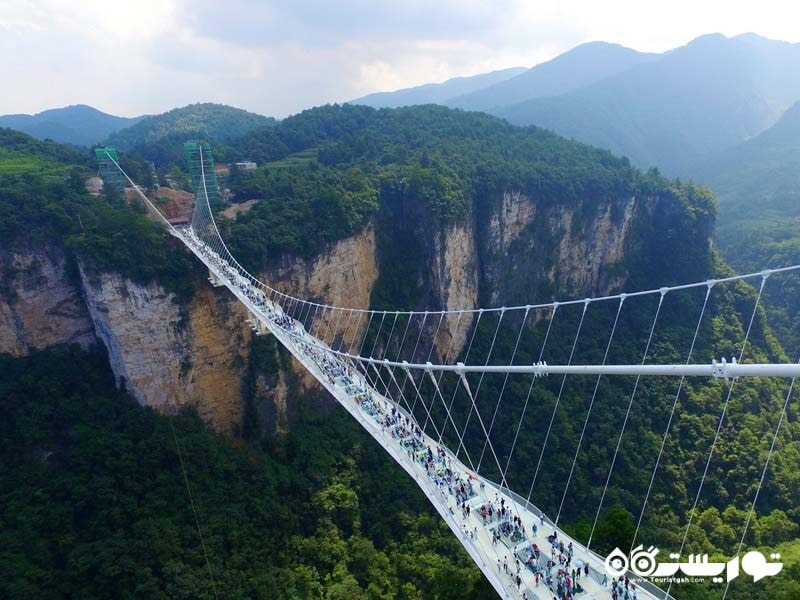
184, 140, 221, 206
94, 147, 125, 201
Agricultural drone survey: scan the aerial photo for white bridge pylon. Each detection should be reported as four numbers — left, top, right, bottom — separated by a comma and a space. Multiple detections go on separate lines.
104, 148, 800, 600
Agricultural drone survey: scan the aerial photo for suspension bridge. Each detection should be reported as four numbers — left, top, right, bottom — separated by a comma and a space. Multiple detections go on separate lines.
98, 144, 800, 600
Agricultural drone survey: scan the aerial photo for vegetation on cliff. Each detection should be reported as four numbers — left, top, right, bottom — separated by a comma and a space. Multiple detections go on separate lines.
217, 104, 716, 280
2, 341, 799, 599
2, 104, 798, 599
104, 103, 275, 170
0, 128, 195, 298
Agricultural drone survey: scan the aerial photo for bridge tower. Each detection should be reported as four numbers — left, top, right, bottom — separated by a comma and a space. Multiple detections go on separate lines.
184, 140, 221, 212
94, 147, 125, 202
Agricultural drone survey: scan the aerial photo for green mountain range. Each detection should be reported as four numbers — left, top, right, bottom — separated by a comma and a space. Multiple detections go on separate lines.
447, 41, 658, 111
351, 33, 800, 175
497, 33, 800, 174
0, 104, 145, 147
104, 103, 275, 168
693, 100, 800, 350
2, 96, 800, 599
350, 66, 526, 108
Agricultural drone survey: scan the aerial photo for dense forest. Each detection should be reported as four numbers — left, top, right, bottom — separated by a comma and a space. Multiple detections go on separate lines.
0, 345, 493, 599
212, 104, 716, 284
0, 127, 196, 299
2, 103, 800, 599
104, 103, 276, 171
694, 101, 800, 353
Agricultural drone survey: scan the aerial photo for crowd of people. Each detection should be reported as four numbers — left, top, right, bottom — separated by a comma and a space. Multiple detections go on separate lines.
177, 225, 648, 600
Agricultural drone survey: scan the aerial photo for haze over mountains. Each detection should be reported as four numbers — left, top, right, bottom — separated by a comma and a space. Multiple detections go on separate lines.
351, 66, 526, 109
0, 105, 145, 147
351, 33, 800, 175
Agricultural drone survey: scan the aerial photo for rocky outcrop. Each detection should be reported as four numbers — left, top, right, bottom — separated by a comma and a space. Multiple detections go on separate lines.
269, 223, 379, 354
0, 185, 708, 439
78, 265, 250, 433
0, 247, 94, 355
430, 222, 478, 360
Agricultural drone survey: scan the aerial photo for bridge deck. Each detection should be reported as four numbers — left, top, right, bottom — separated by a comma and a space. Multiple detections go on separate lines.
173, 226, 670, 600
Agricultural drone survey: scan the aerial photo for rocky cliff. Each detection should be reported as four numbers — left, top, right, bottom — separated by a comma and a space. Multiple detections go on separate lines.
0, 185, 712, 437
0, 242, 252, 433
78, 265, 250, 432
0, 247, 94, 355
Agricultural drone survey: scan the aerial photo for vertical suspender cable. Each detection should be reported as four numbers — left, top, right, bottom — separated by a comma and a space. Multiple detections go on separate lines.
556, 295, 625, 526
666, 274, 768, 600
527, 300, 589, 506
588, 291, 665, 549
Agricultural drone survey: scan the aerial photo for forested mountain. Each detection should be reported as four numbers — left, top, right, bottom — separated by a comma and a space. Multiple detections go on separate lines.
0, 104, 145, 147
447, 41, 658, 111
495, 33, 800, 174
693, 100, 800, 350
350, 33, 800, 175
0, 127, 89, 177
2, 103, 800, 599
104, 103, 275, 168
695, 100, 800, 228
350, 66, 526, 109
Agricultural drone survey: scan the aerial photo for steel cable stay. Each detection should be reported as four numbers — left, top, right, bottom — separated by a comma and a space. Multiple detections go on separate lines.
419, 313, 445, 434
387, 313, 418, 421
722, 357, 799, 600
588, 290, 665, 550
383, 360, 444, 445
476, 306, 531, 473
341, 310, 361, 354
500, 304, 557, 501
631, 283, 714, 551
105, 152, 800, 600
441, 310, 484, 467
665, 273, 769, 600
401, 365, 446, 445
379, 312, 413, 419
401, 313, 430, 416
556, 295, 626, 527
367, 312, 387, 360
430, 311, 467, 443
527, 301, 588, 506
458, 309, 506, 474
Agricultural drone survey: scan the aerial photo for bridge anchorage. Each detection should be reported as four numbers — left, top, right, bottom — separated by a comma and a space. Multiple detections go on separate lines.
99, 144, 800, 600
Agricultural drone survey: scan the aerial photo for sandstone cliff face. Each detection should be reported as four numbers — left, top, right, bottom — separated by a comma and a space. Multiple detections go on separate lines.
264, 224, 378, 343
429, 221, 478, 361
0, 247, 94, 355
268, 223, 379, 358
78, 265, 250, 433
0, 186, 703, 438
477, 191, 640, 309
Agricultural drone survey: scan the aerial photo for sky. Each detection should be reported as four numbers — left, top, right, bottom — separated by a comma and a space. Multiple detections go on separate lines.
1, 0, 799, 119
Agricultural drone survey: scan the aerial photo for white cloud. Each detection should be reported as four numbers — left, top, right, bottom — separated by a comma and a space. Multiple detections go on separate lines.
0, 0, 798, 118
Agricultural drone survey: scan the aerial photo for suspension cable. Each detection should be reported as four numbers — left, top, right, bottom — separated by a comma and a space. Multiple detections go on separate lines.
527, 301, 589, 505
722, 357, 798, 600
459, 309, 506, 468
169, 419, 220, 600
632, 283, 713, 549
556, 295, 626, 526
502, 304, 557, 493
477, 306, 531, 471
589, 291, 665, 549
666, 274, 769, 600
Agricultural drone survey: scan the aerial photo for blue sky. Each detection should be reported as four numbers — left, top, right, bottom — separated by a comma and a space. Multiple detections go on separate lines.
1, 0, 798, 118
